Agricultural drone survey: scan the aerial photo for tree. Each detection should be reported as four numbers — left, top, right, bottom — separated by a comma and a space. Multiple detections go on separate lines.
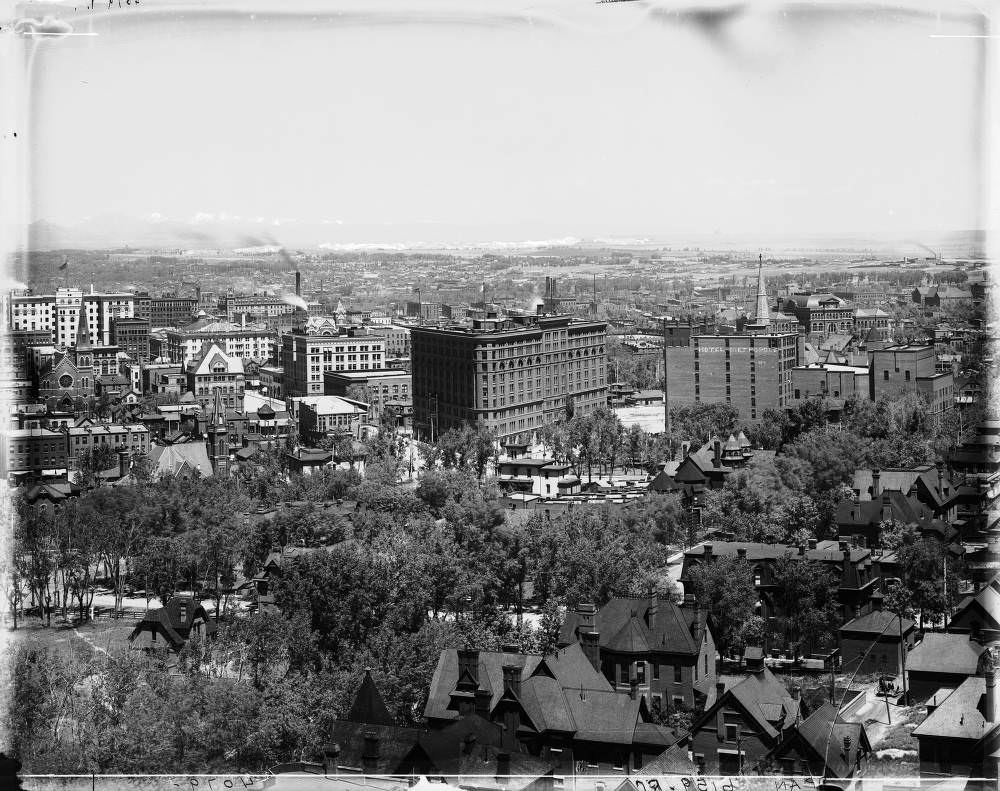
669, 403, 741, 446
768, 556, 841, 656
685, 555, 758, 661
77, 444, 120, 489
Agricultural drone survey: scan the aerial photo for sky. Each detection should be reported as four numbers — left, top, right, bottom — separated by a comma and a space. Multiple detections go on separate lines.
11, 0, 995, 247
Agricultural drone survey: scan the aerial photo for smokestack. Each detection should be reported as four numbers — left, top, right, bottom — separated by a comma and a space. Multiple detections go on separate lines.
295, 271, 301, 297
872, 468, 881, 498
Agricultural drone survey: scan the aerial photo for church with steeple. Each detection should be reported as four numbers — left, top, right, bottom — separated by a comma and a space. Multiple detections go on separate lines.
38, 301, 99, 409
663, 253, 801, 422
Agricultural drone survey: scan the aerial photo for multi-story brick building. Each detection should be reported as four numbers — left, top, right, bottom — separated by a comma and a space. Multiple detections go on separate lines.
149, 296, 198, 328
664, 263, 798, 422
164, 319, 276, 366
9, 287, 135, 347
65, 420, 151, 469
790, 362, 869, 405
111, 317, 151, 363
410, 311, 607, 441
185, 342, 245, 411
369, 323, 411, 356
558, 596, 716, 713
3, 427, 68, 479
224, 294, 296, 322
869, 344, 954, 415
779, 293, 856, 337
323, 369, 411, 415
280, 327, 385, 397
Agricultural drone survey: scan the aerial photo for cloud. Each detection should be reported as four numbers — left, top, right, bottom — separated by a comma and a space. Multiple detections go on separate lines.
14, 16, 74, 37
191, 212, 215, 223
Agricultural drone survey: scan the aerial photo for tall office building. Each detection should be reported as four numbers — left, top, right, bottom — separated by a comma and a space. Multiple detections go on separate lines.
410, 311, 607, 441
9, 287, 135, 347
280, 326, 386, 397
664, 259, 798, 422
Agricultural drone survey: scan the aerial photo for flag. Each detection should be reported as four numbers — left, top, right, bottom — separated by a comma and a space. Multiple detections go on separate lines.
58, 257, 68, 271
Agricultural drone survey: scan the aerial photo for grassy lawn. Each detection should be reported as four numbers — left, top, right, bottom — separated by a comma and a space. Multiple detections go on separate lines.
8, 617, 136, 657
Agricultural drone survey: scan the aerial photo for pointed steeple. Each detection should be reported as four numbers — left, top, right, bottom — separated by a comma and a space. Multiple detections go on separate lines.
75, 300, 92, 349
210, 386, 225, 429
754, 253, 770, 328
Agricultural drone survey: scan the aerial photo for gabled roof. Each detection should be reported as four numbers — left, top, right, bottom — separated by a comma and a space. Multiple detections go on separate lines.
558, 597, 704, 657
696, 668, 799, 743
913, 676, 1000, 741
839, 610, 915, 636
727, 669, 800, 739
148, 443, 214, 478
906, 633, 987, 675
347, 669, 396, 726
636, 743, 696, 775
425, 641, 653, 746
787, 702, 870, 778
188, 342, 244, 375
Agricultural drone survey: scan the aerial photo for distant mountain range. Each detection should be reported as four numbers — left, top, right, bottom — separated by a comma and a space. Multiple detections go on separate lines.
20, 215, 988, 258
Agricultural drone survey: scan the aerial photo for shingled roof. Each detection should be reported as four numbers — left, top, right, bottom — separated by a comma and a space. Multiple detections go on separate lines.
788, 702, 870, 778
424, 642, 674, 749
558, 596, 706, 657
907, 633, 987, 676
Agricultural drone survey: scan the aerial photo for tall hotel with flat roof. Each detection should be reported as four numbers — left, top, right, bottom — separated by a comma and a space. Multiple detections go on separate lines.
664, 259, 799, 422
410, 311, 607, 441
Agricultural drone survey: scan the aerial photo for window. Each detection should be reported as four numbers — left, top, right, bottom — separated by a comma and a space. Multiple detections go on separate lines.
883, 370, 889, 380
636, 661, 645, 684
705, 655, 709, 675
725, 724, 739, 742
620, 664, 629, 684
674, 664, 682, 683
652, 662, 660, 681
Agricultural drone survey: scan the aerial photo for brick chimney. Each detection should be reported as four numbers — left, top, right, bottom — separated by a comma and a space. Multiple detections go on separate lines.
362, 731, 380, 773
682, 441, 691, 458
693, 604, 704, 644
648, 594, 659, 629
798, 544, 806, 556
502, 665, 522, 699
581, 631, 601, 672
737, 547, 747, 559
713, 439, 722, 468
577, 603, 597, 632
457, 649, 480, 686
808, 538, 817, 550
704, 543, 713, 560
474, 688, 491, 717
496, 752, 510, 782
872, 468, 881, 498
118, 449, 130, 479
